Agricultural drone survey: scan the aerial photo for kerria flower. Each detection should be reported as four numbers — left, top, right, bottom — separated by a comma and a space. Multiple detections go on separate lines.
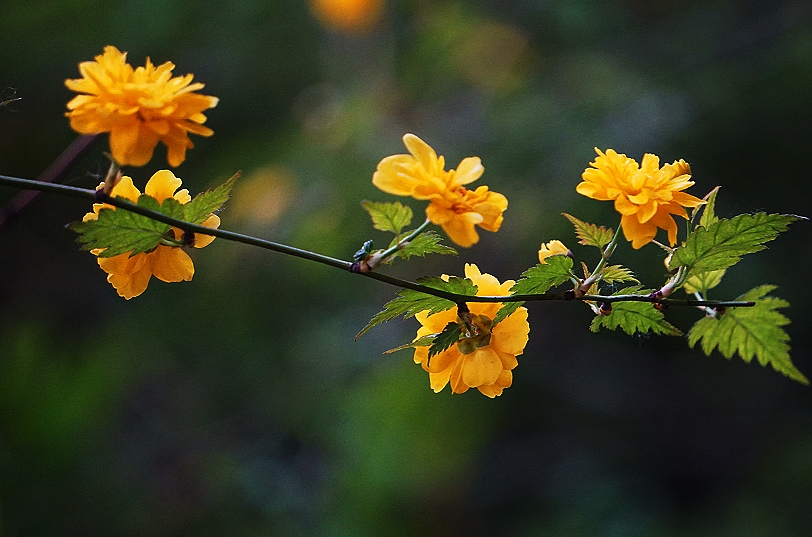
576, 148, 704, 249
413, 264, 529, 398
65, 46, 218, 167
83, 170, 220, 299
538, 239, 570, 264
372, 133, 508, 248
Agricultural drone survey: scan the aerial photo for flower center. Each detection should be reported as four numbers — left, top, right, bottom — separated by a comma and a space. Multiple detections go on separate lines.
456, 313, 493, 354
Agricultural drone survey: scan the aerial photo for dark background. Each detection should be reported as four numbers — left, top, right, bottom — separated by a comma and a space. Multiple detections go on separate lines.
2, 0, 811, 535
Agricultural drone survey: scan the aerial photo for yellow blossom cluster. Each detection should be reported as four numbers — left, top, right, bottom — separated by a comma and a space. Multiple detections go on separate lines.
372, 134, 508, 248
83, 170, 219, 299
412, 264, 530, 397
65, 46, 218, 167
576, 148, 704, 249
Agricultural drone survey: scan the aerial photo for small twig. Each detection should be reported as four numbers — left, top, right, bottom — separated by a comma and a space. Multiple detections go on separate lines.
0, 134, 99, 229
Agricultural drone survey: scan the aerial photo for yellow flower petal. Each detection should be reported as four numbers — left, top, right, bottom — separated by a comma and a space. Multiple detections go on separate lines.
107, 259, 153, 299
110, 176, 142, 203
193, 214, 220, 248
145, 169, 182, 201
440, 211, 483, 248
538, 240, 569, 264
477, 369, 512, 398
462, 347, 503, 387
491, 308, 529, 356
449, 156, 484, 188
150, 246, 194, 282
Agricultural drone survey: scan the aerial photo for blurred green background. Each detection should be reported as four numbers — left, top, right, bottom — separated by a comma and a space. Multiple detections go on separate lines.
2, 0, 812, 535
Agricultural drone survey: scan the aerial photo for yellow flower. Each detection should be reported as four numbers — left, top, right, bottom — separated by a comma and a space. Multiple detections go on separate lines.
576, 148, 704, 249
372, 134, 508, 248
413, 264, 529, 397
83, 170, 220, 299
538, 239, 570, 264
65, 46, 218, 167
309, 0, 383, 33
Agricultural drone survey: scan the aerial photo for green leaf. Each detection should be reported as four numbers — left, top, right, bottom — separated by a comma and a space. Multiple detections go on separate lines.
69, 174, 237, 258
356, 276, 477, 339
381, 322, 463, 360
428, 322, 463, 359
362, 201, 413, 235
562, 213, 614, 248
698, 186, 721, 229
683, 269, 726, 295
382, 335, 437, 354
493, 256, 574, 324
687, 285, 808, 385
69, 195, 173, 258
389, 231, 457, 261
183, 172, 238, 224
600, 265, 639, 285
590, 287, 682, 337
668, 213, 801, 275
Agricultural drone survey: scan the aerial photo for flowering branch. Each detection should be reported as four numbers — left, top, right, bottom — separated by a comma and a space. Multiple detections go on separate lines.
2, 46, 805, 396
0, 173, 754, 309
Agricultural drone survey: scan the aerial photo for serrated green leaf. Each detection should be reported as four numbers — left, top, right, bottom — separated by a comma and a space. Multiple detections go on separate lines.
687, 285, 808, 384
70, 176, 235, 258
362, 200, 413, 235
69, 195, 173, 257
420, 275, 478, 297
493, 256, 574, 324
356, 276, 477, 339
590, 287, 682, 337
669, 213, 801, 275
562, 213, 614, 248
428, 323, 463, 359
382, 335, 437, 354
183, 172, 238, 224
683, 269, 726, 295
600, 265, 639, 285
389, 231, 457, 261
698, 186, 721, 229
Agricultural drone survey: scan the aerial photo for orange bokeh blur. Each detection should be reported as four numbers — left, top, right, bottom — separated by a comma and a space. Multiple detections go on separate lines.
309, 0, 383, 33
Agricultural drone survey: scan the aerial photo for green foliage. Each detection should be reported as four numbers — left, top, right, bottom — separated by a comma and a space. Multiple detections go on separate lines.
698, 186, 721, 229
600, 265, 639, 285
182, 172, 238, 224
69, 195, 173, 258
356, 277, 477, 338
668, 213, 800, 276
563, 212, 614, 248
362, 200, 413, 235
389, 231, 457, 260
688, 285, 808, 385
382, 335, 437, 354
381, 322, 462, 359
69, 176, 236, 258
493, 256, 574, 324
429, 322, 463, 359
590, 287, 682, 337
683, 269, 725, 295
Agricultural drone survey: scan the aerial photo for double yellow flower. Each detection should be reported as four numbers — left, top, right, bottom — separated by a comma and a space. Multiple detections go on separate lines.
372, 134, 508, 248
577, 148, 704, 249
